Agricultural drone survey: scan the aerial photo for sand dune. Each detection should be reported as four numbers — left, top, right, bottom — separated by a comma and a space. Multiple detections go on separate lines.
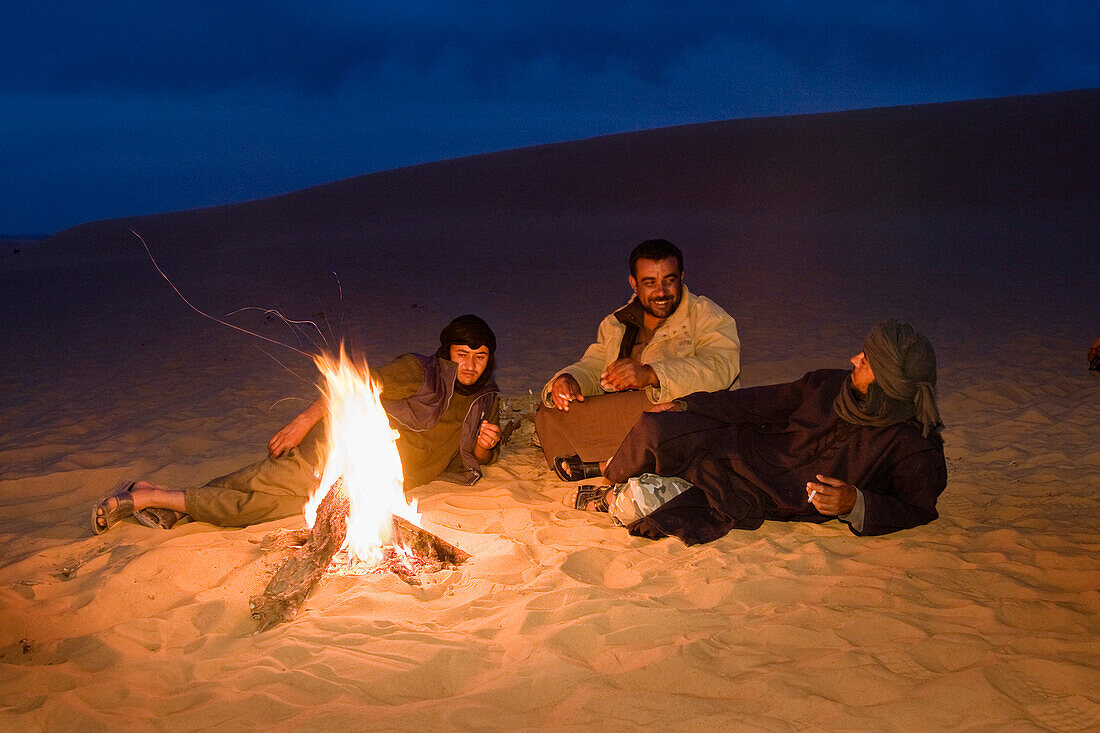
1, 91, 1098, 731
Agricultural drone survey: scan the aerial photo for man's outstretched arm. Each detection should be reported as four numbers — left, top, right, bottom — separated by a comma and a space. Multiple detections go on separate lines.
268, 398, 326, 457
540, 316, 619, 406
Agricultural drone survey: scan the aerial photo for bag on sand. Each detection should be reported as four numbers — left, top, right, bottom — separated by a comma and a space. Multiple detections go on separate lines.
609, 473, 693, 527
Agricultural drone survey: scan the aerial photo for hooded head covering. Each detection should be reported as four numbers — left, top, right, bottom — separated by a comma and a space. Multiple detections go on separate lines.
834, 319, 943, 437
435, 314, 497, 394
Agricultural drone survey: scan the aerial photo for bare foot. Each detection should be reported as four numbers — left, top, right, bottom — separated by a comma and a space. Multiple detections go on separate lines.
91, 482, 136, 534
92, 480, 188, 534
130, 482, 188, 514
94, 495, 131, 530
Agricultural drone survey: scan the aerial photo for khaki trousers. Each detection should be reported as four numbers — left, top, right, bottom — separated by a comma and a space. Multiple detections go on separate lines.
184, 421, 327, 527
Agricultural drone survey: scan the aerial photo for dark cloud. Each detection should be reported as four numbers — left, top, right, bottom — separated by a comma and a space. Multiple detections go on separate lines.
6, 2, 1095, 95
1, 1, 1097, 233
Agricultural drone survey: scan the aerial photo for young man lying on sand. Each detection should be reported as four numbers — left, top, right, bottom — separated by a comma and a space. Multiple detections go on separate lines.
558, 320, 947, 543
535, 238, 740, 473
92, 315, 501, 534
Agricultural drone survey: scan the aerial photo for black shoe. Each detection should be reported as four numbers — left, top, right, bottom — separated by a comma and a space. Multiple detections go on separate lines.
553, 454, 602, 482
570, 484, 611, 512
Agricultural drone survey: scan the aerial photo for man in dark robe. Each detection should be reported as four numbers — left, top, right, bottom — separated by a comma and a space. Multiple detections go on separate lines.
562, 320, 947, 544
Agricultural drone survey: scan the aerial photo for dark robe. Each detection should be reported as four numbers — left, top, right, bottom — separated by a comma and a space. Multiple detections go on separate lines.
604, 370, 947, 544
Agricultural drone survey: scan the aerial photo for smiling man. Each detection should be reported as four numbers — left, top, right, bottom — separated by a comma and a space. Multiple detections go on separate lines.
535, 239, 741, 476
92, 315, 501, 534
562, 320, 947, 543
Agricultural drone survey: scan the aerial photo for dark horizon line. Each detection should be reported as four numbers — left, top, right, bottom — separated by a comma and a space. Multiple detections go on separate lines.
18, 87, 1100, 239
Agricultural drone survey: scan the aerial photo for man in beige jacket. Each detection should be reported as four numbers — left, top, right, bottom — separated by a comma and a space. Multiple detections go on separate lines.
535, 239, 741, 477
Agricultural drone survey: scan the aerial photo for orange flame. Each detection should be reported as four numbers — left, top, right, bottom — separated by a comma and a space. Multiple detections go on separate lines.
303, 346, 417, 563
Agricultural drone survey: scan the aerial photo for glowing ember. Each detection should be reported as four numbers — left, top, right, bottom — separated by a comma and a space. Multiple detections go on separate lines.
325, 546, 448, 583
304, 346, 418, 564
322, 514, 471, 584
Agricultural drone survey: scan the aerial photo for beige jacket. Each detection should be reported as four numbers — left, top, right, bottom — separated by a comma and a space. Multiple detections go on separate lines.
541, 286, 741, 405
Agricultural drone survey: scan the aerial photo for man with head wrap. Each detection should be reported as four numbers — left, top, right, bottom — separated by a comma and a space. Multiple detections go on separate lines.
92, 315, 501, 533
559, 320, 947, 543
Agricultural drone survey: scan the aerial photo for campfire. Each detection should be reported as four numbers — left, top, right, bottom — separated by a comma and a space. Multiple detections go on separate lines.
250, 348, 470, 632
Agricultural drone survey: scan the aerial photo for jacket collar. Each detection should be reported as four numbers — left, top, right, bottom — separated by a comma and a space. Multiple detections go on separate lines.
612, 285, 695, 332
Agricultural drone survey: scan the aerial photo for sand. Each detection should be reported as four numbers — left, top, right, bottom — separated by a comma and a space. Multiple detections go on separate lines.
1, 90, 1098, 731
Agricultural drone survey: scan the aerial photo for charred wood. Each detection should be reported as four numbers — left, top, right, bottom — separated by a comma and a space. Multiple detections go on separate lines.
250, 480, 471, 632
250, 480, 349, 632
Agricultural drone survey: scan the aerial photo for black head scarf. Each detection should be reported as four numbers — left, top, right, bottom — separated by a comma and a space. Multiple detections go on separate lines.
435, 314, 497, 394
834, 319, 943, 437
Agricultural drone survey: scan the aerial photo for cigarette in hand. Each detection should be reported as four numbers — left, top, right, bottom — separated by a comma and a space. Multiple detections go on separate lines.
808, 488, 818, 502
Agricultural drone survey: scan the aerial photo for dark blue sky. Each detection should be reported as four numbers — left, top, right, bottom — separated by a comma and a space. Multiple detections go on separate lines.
3, 1, 1097, 234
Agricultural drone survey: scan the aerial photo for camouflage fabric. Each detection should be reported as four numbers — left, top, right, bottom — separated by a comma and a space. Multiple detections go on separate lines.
608, 473, 694, 527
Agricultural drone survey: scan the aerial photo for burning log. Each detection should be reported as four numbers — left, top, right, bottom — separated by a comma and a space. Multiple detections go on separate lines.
250, 479, 351, 631
250, 478, 470, 632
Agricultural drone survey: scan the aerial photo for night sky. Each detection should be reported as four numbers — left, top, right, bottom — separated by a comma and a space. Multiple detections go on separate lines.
3, 2, 1097, 235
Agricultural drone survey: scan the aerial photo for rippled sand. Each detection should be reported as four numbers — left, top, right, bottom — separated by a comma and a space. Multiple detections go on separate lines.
2, 92, 1098, 731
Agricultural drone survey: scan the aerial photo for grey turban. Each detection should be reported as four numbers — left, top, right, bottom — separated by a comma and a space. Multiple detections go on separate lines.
834, 319, 944, 437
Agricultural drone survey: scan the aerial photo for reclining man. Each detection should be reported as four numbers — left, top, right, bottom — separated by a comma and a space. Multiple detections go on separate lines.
92, 315, 501, 534
560, 320, 947, 543
535, 238, 741, 478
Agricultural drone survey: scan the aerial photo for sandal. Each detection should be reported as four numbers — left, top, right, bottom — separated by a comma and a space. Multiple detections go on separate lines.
567, 484, 611, 513
135, 507, 186, 530
553, 454, 602, 482
91, 479, 137, 535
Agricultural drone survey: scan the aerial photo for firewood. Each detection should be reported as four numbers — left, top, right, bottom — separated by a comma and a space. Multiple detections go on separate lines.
253, 527, 310, 551
391, 515, 471, 565
250, 480, 350, 632
250, 480, 471, 632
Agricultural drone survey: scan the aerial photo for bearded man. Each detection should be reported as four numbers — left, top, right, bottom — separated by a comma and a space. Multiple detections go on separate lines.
535, 239, 741, 477
92, 315, 501, 533
561, 320, 947, 543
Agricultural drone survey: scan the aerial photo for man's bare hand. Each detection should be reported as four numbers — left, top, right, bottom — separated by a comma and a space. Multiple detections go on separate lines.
473, 420, 502, 464
476, 420, 502, 450
268, 415, 314, 458
646, 401, 683, 413
807, 474, 858, 516
549, 374, 585, 411
600, 358, 658, 392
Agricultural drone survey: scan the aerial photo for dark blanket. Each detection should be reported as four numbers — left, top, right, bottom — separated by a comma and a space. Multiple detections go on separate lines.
604, 370, 947, 544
